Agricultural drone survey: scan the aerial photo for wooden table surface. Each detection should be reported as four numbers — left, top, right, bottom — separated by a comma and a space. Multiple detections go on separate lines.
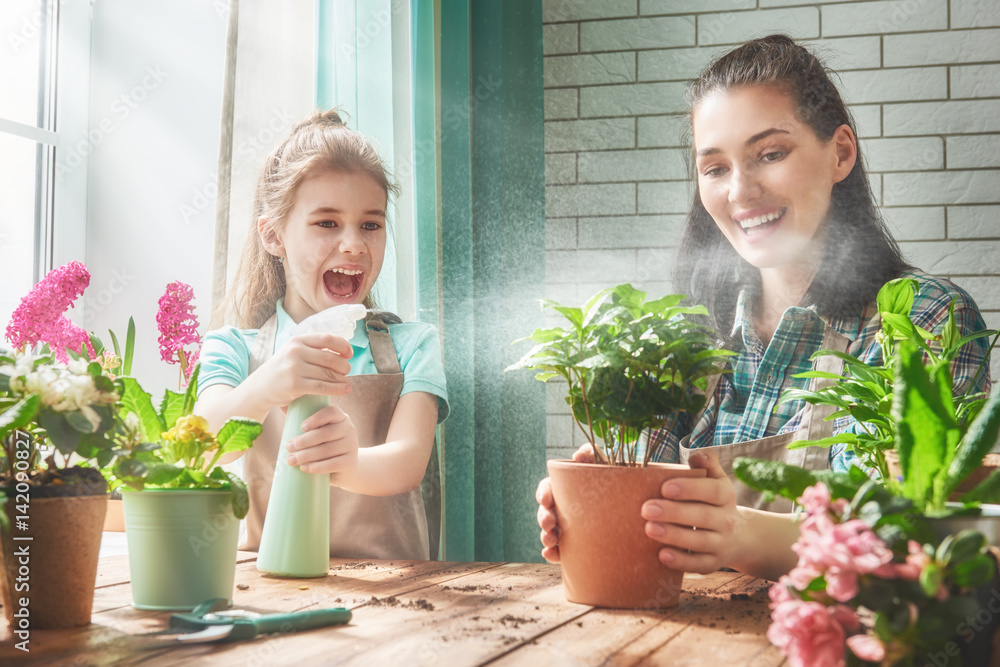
0, 553, 785, 666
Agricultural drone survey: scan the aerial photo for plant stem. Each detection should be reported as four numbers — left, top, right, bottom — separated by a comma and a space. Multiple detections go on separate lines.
576, 371, 601, 463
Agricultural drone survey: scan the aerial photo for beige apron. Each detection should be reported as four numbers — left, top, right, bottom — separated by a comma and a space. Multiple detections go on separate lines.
678, 324, 850, 513
241, 311, 431, 560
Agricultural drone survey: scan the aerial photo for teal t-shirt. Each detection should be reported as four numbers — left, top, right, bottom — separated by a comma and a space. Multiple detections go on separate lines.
198, 300, 449, 423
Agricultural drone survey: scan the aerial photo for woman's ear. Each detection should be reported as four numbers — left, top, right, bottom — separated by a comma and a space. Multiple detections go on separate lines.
831, 124, 857, 183
258, 217, 283, 257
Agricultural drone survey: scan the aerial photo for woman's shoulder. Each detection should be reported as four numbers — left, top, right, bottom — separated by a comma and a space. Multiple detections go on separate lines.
898, 268, 981, 312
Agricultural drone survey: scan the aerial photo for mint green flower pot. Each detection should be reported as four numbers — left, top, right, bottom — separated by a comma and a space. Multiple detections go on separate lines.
122, 489, 239, 610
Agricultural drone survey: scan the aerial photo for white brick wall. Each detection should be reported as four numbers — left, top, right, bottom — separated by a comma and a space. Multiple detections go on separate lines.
542, 0, 1000, 460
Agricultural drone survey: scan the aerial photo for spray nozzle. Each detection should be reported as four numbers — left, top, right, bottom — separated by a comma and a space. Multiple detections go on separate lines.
289, 304, 367, 341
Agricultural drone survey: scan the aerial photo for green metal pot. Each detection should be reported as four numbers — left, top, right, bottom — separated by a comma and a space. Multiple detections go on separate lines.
122, 489, 239, 610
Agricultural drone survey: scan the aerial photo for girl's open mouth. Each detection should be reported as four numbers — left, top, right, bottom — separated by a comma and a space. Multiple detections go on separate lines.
323, 268, 364, 300
738, 208, 786, 237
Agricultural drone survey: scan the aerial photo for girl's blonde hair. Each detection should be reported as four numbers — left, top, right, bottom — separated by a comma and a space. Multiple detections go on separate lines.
229, 109, 399, 329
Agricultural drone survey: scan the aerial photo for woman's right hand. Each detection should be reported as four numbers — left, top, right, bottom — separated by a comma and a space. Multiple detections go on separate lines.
251, 332, 354, 409
536, 444, 596, 563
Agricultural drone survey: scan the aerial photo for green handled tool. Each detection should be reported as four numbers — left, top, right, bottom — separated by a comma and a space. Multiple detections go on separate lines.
140, 598, 352, 646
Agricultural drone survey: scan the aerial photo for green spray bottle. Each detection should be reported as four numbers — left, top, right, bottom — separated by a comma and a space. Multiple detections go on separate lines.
256, 303, 367, 577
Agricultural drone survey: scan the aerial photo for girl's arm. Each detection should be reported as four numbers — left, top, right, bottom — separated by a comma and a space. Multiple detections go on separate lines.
284, 391, 439, 496
331, 391, 439, 495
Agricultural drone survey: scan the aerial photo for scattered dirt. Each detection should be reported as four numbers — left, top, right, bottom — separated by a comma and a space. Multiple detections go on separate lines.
441, 584, 488, 592
728, 592, 751, 600
365, 596, 435, 612
498, 614, 537, 629
236, 584, 250, 591
333, 561, 375, 571
501, 636, 519, 646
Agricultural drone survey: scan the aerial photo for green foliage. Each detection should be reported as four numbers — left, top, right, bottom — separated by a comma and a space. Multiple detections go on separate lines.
507, 284, 734, 466
107, 366, 261, 519
779, 278, 995, 489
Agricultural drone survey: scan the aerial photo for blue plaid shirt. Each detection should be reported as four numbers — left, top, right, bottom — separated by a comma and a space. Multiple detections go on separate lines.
647, 269, 992, 471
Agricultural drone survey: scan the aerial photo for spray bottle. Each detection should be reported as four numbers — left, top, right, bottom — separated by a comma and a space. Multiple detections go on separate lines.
256, 303, 367, 577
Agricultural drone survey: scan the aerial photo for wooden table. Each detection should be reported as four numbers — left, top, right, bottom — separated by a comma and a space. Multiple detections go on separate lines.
0, 553, 784, 666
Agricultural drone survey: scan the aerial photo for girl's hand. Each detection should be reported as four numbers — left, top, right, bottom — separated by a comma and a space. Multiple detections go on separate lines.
640, 449, 742, 574
253, 332, 354, 409
536, 444, 596, 563
284, 404, 359, 475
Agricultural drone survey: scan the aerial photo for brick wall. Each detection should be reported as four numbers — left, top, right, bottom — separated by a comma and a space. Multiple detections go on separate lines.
542, 0, 1000, 460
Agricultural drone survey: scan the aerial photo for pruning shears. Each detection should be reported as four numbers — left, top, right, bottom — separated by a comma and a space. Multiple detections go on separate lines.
139, 598, 352, 647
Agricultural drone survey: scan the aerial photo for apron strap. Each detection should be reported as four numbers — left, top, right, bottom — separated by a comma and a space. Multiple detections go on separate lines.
804, 326, 851, 439
365, 311, 402, 374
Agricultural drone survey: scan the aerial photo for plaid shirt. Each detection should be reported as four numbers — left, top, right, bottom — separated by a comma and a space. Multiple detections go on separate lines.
647, 269, 992, 471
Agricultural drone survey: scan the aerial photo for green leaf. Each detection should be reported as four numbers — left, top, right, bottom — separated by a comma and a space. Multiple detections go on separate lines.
786, 433, 857, 450
221, 469, 248, 519
216, 417, 263, 453
121, 377, 166, 442
950, 554, 996, 588
109, 328, 122, 360
893, 340, 959, 510
182, 365, 200, 415
732, 457, 859, 502
877, 278, 918, 319
958, 467, 1000, 505
36, 411, 82, 456
0, 394, 40, 442
944, 386, 1000, 502
144, 462, 183, 485
65, 410, 97, 434
124, 316, 136, 376
919, 563, 943, 598
160, 390, 188, 430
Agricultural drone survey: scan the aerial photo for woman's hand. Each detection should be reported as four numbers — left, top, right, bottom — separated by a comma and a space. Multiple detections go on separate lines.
640, 448, 742, 574
251, 332, 354, 409
284, 404, 359, 475
536, 444, 596, 563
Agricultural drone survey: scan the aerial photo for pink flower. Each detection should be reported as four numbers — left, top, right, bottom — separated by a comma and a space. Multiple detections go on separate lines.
768, 600, 847, 667
5, 261, 94, 362
156, 281, 201, 372
847, 634, 886, 662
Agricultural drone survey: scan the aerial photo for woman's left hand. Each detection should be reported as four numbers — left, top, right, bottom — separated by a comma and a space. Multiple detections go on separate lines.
284, 404, 359, 474
640, 449, 742, 574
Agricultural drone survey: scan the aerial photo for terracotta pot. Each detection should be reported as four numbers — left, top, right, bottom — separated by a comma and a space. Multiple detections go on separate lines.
547, 459, 707, 609
0, 491, 107, 629
103, 498, 125, 532
885, 450, 1000, 496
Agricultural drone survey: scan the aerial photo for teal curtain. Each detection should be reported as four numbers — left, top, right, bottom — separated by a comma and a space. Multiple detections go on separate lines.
413, 0, 547, 563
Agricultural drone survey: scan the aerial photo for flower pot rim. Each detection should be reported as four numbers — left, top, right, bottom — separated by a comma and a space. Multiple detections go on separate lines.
942, 501, 1000, 517
120, 487, 231, 496
547, 459, 701, 472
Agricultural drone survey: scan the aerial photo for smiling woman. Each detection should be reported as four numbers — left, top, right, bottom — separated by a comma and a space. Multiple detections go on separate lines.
537, 34, 993, 583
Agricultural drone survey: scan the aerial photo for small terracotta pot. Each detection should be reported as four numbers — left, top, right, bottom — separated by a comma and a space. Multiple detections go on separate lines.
547, 459, 707, 609
103, 498, 125, 532
0, 493, 107, 629
885, 450, 1000, 496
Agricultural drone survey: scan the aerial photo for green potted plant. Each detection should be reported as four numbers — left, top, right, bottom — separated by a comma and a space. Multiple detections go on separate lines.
732, 284, 1000, 665
778, 278, 996, 489
105, 365, 261, 610
0, 261, 129, 630
507, 283, 733, 609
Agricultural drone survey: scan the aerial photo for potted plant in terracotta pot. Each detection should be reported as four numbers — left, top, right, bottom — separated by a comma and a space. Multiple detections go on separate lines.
0, 260, 130, 631
105, 364, 261, 610
507, 283, 733, 609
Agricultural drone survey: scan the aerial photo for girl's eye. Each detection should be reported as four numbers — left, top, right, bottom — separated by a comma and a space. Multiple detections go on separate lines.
362, 221, 382, 231
317, 220, 336, 228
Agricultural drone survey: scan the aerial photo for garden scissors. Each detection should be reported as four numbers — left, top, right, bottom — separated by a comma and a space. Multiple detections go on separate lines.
139, 598, 352, 647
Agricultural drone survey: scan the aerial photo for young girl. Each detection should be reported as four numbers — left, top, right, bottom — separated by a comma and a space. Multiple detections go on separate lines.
196, 110, 448, 561
537, 35, 992, 580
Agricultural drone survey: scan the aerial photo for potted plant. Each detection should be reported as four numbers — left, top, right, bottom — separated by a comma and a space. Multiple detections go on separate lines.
0, 261, 129, 630
733, 293, 1000, 665
507, 283, 733, 609
778, 277, 996, 488
104, 365, 261, 610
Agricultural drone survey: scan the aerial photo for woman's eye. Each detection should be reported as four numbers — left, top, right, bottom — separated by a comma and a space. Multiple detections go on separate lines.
702, 166, 727, 178
761, 150, 786, 163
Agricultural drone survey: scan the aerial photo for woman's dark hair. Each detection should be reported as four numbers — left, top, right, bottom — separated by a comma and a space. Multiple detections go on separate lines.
673, 34, 909, 339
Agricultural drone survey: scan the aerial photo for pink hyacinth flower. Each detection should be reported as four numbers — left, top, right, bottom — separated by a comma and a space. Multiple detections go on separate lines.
156, 281, 201, 385
5, 260, 94, 363
847, 634, 886, 662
